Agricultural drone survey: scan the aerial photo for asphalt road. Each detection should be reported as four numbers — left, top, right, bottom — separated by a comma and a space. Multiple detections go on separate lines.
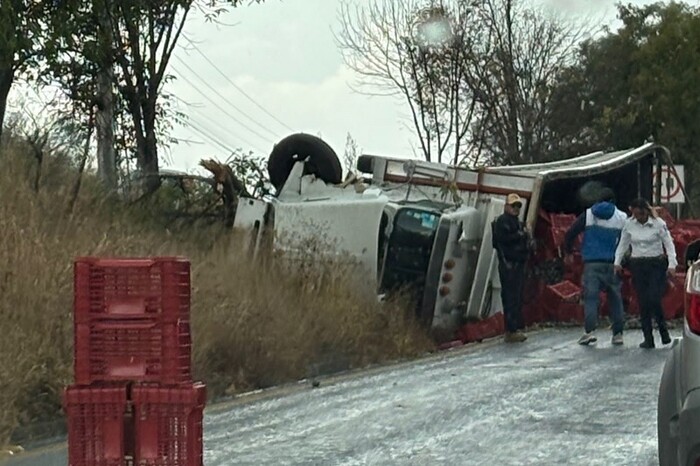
3, 327, 677, 466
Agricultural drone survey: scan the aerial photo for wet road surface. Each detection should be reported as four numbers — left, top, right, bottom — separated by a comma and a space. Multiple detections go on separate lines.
3, 328, 676, 465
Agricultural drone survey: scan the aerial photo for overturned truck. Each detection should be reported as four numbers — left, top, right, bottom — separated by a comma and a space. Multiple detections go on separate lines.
234, 134, 700, 343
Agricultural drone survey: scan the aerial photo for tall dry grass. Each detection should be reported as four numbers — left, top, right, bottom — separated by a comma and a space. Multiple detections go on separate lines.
0, 138, 434, 447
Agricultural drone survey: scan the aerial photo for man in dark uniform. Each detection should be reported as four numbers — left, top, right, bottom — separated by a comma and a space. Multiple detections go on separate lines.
492, 193, 530, 343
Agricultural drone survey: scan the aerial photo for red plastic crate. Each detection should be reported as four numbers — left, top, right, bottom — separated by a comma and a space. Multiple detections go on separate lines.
546, 214, 578, 250
132, 383, 206, 466
523, 303, 546, 327
563, 253, 584, 285
63, 385, 128, 466
545, 281, 581, 302
74, 257, 190, 324
655, 207, 676, 229
625, 294, 640, 316
458, 313, 506, 343
547, 302, 584, 323
549, 213, 577, 230
542, 281, 581, 322
74, 320, 192, 386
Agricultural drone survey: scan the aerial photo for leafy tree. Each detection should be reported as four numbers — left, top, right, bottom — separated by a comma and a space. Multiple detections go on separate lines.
548, 1, 700, 204
36, 0, 263, 194
0, 0, 52, 141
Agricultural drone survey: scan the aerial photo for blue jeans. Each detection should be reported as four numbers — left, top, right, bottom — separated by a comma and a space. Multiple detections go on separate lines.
582, 262, 624, 334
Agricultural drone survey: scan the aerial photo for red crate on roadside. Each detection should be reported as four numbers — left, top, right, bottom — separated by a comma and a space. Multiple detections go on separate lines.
63, 385, 128, 466
548, 302, 584, 324
132, 383, 206, 466
542, 281, 582, 322
74, 320, 192, 386
523, 303, 546, 327
74, 257, 190, 324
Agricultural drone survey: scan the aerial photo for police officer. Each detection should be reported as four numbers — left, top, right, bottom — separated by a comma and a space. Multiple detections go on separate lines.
614, 198, 678, 349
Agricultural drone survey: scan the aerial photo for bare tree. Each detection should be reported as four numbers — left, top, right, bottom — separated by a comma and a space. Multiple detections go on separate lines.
336, 0, 481, 165
467, 0, 592, 165
343, 132, 360, 175
336, 0, 592, 167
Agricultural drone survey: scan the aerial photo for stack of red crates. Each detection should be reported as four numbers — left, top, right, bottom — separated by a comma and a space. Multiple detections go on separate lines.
542, 280, 584, 323
62, 257, 206, 466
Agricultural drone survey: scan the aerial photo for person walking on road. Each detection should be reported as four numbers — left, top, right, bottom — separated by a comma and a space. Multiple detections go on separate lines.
492, 193, 531, 343
564, 190, 627, 346
614, 198, 678, 349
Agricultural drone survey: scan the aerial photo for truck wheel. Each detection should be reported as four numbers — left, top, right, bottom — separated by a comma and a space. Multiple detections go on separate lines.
267, 133, 343, 192
577, 180, 610, 208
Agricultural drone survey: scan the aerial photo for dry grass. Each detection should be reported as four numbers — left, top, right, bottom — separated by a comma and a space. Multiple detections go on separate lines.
0, 139, 435, 447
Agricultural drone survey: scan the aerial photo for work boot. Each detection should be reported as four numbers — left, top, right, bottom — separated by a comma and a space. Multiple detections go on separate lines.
639, 339, 655, 349
611, 333, 624, 346
578, 333, 597, 346
504, 331, 527, 343
659, 328, 671, 345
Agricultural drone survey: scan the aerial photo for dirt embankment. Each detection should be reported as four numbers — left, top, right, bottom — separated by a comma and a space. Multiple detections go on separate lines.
0, 137, 434, 448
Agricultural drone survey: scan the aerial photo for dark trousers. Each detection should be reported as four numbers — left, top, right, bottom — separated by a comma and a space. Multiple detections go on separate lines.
499, 261, 525, 333
629, 257, 668, 340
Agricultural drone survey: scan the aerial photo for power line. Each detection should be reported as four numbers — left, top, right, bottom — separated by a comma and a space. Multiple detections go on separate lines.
174, 96, 267, 154
176, 96, 257, 150
181, 34, 295, 134
171, 64, 276, 146
173, 55, 280, 141
186, 119, 239, 155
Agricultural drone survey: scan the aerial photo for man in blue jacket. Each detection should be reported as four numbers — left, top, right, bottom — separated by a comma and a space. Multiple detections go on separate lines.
564, 190, 628, 346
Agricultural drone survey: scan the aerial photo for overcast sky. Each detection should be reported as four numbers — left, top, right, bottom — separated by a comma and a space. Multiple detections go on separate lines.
9, 0, 654, 174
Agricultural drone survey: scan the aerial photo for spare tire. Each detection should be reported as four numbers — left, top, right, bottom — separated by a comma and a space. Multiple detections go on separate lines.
577, 180, 610, 209
267, 133, 343, 192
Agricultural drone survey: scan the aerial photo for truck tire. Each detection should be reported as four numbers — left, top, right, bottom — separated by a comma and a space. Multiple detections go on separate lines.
577, 180, 610, 208
267, 133, 343, 192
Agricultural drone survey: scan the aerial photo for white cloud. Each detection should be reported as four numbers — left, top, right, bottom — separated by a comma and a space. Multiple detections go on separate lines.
8, 0, 657, 176
166, 63, 416, 173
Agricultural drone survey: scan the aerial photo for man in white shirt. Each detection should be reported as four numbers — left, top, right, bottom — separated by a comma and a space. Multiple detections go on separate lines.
614, 198, 677, 348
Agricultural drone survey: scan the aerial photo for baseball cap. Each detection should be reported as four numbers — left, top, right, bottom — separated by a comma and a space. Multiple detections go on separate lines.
506, 193, 523, 206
